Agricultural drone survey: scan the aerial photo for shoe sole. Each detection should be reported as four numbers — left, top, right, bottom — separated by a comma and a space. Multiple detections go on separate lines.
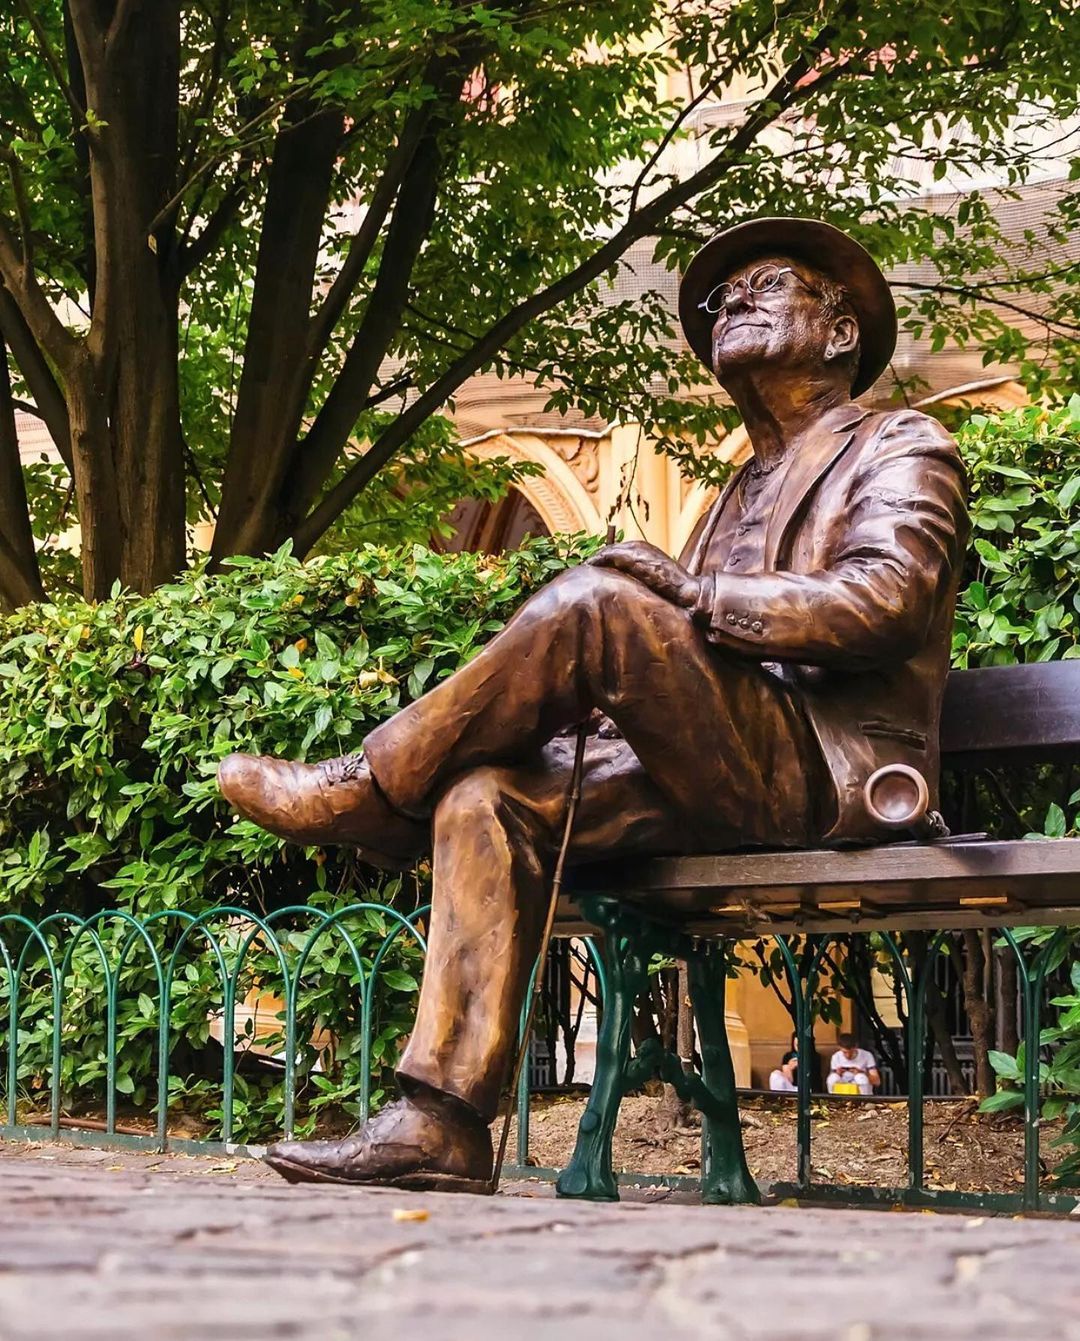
267, 1155, 492, 1195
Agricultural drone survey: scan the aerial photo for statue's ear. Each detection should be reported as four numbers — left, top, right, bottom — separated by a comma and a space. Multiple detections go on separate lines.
825, 314, 858, 363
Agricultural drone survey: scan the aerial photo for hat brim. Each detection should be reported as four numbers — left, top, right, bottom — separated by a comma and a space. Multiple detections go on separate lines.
678, 217, 896, 397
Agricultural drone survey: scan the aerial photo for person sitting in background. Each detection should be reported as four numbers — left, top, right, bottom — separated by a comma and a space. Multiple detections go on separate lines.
826, 1033, 880, 1094
769, 1051, 799, 1093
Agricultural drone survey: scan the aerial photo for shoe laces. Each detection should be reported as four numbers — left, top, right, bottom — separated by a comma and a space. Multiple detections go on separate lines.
319, 753, 365, 786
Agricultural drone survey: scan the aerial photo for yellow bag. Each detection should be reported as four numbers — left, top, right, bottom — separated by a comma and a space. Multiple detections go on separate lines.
832, 1081, 860, 1095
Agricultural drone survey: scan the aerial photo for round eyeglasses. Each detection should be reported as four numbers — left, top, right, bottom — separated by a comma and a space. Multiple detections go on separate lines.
697, 263, 820, 316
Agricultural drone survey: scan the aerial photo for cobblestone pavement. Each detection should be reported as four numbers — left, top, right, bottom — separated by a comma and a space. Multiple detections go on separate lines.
0, 1143, 1078, 1341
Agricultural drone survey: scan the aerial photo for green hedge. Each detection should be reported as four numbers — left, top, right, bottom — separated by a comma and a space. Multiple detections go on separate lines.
0, 534, 598, 1136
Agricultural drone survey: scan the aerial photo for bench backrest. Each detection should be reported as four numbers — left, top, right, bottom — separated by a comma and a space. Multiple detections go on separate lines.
941, 661, 1080, 767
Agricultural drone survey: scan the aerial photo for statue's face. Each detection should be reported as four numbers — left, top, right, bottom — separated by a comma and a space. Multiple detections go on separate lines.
707, 253, 853, 385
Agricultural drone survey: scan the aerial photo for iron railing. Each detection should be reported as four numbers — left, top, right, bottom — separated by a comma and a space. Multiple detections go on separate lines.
0, 907, 1076, 1213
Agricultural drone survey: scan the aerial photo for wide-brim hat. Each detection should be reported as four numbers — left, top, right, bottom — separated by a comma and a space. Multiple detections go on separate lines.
678, 217, 897, 396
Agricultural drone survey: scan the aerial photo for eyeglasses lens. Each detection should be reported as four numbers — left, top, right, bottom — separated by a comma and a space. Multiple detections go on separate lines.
698, 264, 784, 314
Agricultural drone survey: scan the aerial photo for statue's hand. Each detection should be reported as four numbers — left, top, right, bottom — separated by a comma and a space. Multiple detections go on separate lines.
588, 541, 701, 609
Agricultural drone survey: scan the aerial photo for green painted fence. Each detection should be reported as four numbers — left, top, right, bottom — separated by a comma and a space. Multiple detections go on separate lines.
0, 906, 1076, 1213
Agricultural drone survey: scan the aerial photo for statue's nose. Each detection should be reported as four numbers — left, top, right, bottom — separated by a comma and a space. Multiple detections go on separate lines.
724, 282, 751, 314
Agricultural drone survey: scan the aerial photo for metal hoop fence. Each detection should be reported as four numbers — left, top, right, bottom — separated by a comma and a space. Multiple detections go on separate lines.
0, 909, 1076, 1212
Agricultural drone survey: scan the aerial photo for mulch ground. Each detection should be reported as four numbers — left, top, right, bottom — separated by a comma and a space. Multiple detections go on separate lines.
28, 1090, 1072, 1196
509, 1091, 1070, 1195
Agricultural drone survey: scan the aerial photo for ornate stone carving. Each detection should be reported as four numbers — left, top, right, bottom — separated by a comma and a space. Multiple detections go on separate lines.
552, 435, 600, 496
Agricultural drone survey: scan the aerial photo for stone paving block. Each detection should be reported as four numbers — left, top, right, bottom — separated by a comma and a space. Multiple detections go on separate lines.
0, 1144, 1077, 1340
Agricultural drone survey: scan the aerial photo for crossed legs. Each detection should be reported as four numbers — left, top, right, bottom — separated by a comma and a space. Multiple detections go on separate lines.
377, 565, 824, 1117
246, 565, 826, 1187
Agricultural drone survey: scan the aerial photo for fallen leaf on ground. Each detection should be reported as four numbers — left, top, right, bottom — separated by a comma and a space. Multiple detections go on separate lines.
393, 1207, 429, 1222
953, 1255, 983, 1283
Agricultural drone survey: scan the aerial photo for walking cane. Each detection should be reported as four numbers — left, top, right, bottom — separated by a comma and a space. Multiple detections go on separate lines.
489, 524, 616, 1193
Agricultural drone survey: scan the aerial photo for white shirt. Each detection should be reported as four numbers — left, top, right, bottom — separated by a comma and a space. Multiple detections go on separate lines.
769, 1069, 797, 1092
829, 1048, 877, 1079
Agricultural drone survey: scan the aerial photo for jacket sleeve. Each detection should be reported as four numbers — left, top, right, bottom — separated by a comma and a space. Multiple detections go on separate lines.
693, 414, 969, 669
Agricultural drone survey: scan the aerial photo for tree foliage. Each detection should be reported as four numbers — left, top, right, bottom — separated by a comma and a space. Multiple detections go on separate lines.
2, 1, 1080, 604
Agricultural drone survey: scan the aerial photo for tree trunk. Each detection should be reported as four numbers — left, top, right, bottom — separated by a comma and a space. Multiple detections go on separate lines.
660, 961, 695, 1127
996, 947, 1020, 1056
961, 930, 995, 1098
66, 355, 121, 601
907, 932, 970, 1096
0, 339, 45, 608
211, 101, 343, 563
67, 0, 187, 596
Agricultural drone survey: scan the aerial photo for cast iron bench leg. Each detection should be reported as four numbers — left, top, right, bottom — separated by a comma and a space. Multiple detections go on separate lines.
689, 945, 761, 1206
557, 899, 758, 1205
556, 924, 649, 1202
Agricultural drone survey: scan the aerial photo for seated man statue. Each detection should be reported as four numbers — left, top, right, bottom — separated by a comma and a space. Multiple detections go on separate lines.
219, 216, 968, 1191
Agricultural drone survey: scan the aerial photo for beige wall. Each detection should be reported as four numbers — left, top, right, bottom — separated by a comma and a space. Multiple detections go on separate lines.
463, 420, 751, 555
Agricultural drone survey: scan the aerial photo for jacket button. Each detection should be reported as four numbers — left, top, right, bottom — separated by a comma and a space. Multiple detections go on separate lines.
725, 612, 736, 625
752, 620, 763, 633
739, 618, 750, 629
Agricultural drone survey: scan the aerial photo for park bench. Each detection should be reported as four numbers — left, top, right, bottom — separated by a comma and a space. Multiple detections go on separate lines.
553, 659, 1080, 1205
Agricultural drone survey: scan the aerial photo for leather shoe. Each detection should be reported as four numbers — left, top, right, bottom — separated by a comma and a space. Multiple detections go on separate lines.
218, 752, 426, 870
263, 1095, 493, 1193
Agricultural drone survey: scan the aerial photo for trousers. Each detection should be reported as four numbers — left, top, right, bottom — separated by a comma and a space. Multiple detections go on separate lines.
363, 565, 827, 1119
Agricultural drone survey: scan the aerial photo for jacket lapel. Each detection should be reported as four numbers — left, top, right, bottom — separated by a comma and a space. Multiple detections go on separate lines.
763, 408, 870, 570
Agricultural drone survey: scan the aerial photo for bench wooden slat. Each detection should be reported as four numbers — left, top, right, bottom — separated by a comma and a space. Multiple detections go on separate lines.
942, 661, 1080, 764
567, 837, 1080, 934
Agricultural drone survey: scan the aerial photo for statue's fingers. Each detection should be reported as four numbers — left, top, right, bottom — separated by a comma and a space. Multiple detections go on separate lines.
587, 548, 633, 571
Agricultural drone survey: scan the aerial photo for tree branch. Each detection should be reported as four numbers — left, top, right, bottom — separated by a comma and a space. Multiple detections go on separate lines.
893, 279, 1080, 335
0, 215, 80, 375
0, 284, 72, 468
627, 0, 803, 216
147, 91, 298, 238
179, 175, 250, 277
19, 0, 86, 123
105, 0, 142, 47
305, 102, 434, 361
177, 0, 234, 187
292, 29, 853, 554
1, 151, 34, 270
0, 335, 45, 608
286, 126, 448, 513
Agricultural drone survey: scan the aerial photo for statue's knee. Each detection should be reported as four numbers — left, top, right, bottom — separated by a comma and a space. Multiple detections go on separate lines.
435, 766, 506, 826
536, 564, 614, 614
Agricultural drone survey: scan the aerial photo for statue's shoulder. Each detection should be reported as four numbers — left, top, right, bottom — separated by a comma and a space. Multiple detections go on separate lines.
859, 405, 958, 453
853, 402, 960, 477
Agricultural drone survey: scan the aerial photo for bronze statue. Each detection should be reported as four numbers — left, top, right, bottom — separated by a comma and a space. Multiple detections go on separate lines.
218, 217, 969, 1190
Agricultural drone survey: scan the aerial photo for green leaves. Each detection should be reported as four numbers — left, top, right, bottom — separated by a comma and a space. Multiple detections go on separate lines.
988, 1049, 1021, 1082
0, 534, 599, 1140
953, 403, 1080, 671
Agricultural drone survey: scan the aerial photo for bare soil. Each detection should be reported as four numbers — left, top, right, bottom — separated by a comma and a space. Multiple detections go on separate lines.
509, 1091, 1069, 1195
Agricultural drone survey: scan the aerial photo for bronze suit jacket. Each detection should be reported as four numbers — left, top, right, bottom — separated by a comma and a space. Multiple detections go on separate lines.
683, 406, 969, 843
